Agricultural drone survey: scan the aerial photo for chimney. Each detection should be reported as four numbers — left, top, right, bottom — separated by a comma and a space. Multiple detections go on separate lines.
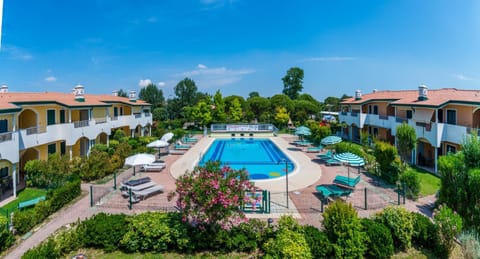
73, 84, 85, 102
355, 90, 362, 100
418, 84, 428, 101
129, 90, 137, 102
112, 90, 118, 97
0, 84, 8, 93
373, 89, 378, 93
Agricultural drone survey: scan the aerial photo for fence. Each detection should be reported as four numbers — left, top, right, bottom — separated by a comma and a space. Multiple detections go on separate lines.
89, 168, 135, 207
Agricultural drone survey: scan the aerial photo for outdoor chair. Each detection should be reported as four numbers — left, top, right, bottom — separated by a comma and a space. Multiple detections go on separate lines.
140, 161, 166, 172
315, 184, 352, 200
131, 184, 165, 202
305, 145, 324, 153
169, 149, 186, 155
121, 177, 151, 187
317, 150, 333, 160
121, 181, 156, 197
333, 175, 361, 189
183, 136, 198, 143
326, 159, 342, 166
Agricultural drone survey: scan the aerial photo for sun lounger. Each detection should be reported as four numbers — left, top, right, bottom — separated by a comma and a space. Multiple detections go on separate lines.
183, 137, 198, 143
121, 181, 157, 197
333, 175, 361, 189
317, 150, 333, 160
132, 184, 165, 202
306, 145, 324, 153
175, 144, 190, 150
140, 162, 166, 172
169, 149, 186, 155
326, 159, 342, 166
316, 185, 352, 199
121, 177, 151, 187
177, 140, 192, 147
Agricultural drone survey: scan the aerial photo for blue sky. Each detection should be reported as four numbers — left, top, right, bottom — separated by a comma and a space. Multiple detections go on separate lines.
1, 0, 480, 101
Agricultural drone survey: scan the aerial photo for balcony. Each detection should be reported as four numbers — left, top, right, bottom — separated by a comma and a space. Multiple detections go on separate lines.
364, 114, 394, 129
411, 121, 438, 147
338, 112, 366, 128
0, 131, 19, 163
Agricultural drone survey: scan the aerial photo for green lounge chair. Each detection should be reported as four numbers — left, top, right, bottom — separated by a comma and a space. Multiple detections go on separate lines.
174, 144, 190, 150
333, 175, 361, 189
317, 150, 333, 160
326, 158, 342, 166
316, 185, 352, 199
183, 137, 198, 143
306, 145, 324, 153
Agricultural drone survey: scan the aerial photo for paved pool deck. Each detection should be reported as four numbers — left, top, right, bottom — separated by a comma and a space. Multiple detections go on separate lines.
170, 135, 323, 193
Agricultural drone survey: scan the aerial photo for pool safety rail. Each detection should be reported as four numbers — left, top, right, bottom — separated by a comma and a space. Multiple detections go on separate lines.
211, 124, 278, 133
241, 190, 271, 214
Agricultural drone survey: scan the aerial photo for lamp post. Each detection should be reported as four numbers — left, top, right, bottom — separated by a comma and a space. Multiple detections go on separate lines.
278, 158, 289, 209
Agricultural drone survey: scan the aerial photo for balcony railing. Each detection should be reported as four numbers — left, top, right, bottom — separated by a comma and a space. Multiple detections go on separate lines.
144, 113, 151, 117
379, 115, 388, 120
74, 120, 90, 128
416, 122, 432, 132
396, 117, 408, 123
0, 132, 12, 143
134, 113, 142, 119
95, 118, 107, 124
111, 116, 118, 121
340, 112, 348, 116
350, 112, 358, 117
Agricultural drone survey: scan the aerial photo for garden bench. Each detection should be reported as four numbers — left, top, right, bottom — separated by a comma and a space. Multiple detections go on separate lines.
18, 196, 46, 210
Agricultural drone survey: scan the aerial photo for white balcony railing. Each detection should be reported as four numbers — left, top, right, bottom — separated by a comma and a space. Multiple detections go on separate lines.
0, 132, 12, 143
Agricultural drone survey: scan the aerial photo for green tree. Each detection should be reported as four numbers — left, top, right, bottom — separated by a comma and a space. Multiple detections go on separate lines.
374, 141, 401, 183
462, 132, 480, 169
229, 98, 243, 122
152, 107, 167, 121
274, 107, 290, 128
139, 83, 164, 109
191, 101, 212, 127
292, 99, 319, 123
270, 94, 294, 114
175, 77, 198, 108
434, 205, 463, 257
322, 200, 366, 258
375, 206, 414, 250
117, 89, 128, 98
263, 216, 312, 259
282, 67, 304, 100
248, 91, 260, 99
246, 96, 270, 122
212, 90, 227, 123
396, 123, 417, 165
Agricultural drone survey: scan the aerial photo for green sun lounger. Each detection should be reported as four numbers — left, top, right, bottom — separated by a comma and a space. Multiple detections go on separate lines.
333, 175, 361, 188
326, 159, 342, 166
316, 185, 352, 199
306, 145, 324, 153
317, 150, 333, 160
174, 144, 190, 150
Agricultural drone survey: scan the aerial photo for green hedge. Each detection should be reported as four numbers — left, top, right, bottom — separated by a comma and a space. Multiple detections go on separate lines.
13, 179, 81, 235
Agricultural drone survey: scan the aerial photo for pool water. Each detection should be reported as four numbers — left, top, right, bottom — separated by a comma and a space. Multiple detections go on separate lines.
199, 138, 295, 180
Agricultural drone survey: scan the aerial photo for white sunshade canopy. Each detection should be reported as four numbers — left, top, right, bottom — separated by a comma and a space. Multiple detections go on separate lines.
412, 109, 434, 123
147, 140, 169, 148
125, 153, 156, 166
161, 132, 174, 142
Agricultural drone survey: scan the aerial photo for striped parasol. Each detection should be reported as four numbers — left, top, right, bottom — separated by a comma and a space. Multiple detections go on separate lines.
333, 152, 365, 166
321, 135, 342, 145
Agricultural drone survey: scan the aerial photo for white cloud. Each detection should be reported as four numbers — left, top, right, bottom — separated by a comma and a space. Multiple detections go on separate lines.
454, 73, 473, 81
138, 79, 153, 87
1, 45, 33, 60
175, 65, 255, 88
300, 56, 356, 62
147, 16, 157, 23
157, 81, 166, 87
45, 76, 57, 82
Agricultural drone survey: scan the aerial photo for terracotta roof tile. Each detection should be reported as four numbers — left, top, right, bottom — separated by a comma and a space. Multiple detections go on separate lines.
0, 91, 150, 112
341, 88, 480, 107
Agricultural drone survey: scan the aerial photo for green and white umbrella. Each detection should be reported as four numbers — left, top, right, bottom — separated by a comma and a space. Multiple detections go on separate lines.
333, 152, 365, 166
321, 135, 342, 145
294, 126, 311, 140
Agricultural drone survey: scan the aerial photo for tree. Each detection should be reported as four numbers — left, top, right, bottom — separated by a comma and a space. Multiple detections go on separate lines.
374, 141, 401, 183
175, 78, 198, 108
282, 67, 304, 100
212, 90, 227, 123
274, 107, 290, 128
229, 98, 243, 122
396, 123, 417, 165
117, 89, 128, 98
139, 83, 164, 109
375, 206, 414, 250
322, 200, 366, 258
292, 99, 319, 123
191, 101, 212, 127
248, 91, 260, 99
246, 96, 270, 122
167, 162, 257, 229
270, 94, 294, 114
434, 205, 463, 257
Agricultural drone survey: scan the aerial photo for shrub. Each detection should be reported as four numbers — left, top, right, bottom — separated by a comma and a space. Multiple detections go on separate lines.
113, 129, 126, 141
434, 204, 463, 257
411, 212, 438, 250
303, 225, 332, 258
54, 224, 84, 255
79, 150, 112, 181
374, 141, 402, 184
335, 142, 364, 158
400, 168, 421, 200
0, 215, 14, 252
223, 219, 268, 252
13, 209, 37, 235
22, 238, 61, 259
459, 230, 480, 259
263, 216, 311, 259
47, 179, 81, 212
322, 200, 366, 258
361, 218, 394, 259
113, 142, 132, 161
375, 206, 414, 250
81, 213, 128, 252
120, 212, 190, 252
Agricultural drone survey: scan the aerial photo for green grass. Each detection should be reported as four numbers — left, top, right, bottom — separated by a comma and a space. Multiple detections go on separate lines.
67, 249, 254, 259
408, 167, 441, 197
0, 188, 48, 216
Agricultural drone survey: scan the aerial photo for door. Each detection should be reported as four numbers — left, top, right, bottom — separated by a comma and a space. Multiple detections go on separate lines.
47, 110, 56, 125
446, 110, 456, 125
0, 119, 7, 133
80, 110, 89, 121
113, 107, 118, 117
59, 110, 66, 123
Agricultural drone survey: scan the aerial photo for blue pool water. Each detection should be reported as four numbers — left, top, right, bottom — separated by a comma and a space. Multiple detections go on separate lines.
198, 138, 295, 180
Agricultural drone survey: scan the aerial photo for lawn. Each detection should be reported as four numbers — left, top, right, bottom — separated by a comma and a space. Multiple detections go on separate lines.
67, 249, 254, 259
0, 188, 47, 216
409, 167, 441, 197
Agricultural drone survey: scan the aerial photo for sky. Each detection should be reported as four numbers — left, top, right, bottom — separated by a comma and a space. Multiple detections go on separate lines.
1, 0, 480, 101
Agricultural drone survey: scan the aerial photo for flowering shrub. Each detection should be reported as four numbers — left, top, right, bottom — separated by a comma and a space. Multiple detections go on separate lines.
168, 161, 258, 229
434, 204, 463, 257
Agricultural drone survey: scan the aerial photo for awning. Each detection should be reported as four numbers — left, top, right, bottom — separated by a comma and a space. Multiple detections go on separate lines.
413, 109, 434, 123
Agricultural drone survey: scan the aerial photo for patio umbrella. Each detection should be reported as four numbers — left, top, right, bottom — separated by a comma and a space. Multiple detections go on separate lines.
125, 153, 156, 175
147, 140, 170, 157
332, 152, 365, 179
294, 126, 311, 140
321, 135, 342, 146
161, 132, 174, 142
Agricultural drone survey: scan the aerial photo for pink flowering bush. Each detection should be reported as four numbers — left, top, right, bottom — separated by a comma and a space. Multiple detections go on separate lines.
168, 161, 258, 229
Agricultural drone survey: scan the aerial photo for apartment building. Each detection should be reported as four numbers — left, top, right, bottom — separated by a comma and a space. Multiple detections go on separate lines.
339, 85, 480, 173
0, 85, 152, 200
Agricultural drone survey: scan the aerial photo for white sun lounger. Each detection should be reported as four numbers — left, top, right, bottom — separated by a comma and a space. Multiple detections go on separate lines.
131, 184, 165, 202
140, 162, 166, 172
121, 181, 156, 197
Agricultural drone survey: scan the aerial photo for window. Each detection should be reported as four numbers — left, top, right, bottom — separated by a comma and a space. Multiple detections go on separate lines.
59, 110, 66, 123
60, 141, 66, 155
373, 105, 378, 115
48, 143, 56, 154
438, 109, 443, 123
446, 110, 456, 125
0, 167, 8, 178
47, 110, 56, 125
0, 119, 7, 133
406, 110, 413, 119
446, 144, 457, 154
113, 107, 118, 117
373, 127, 379, 137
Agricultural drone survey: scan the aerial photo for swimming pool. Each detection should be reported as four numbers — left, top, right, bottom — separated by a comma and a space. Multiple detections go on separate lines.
198, 138, 295, 180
